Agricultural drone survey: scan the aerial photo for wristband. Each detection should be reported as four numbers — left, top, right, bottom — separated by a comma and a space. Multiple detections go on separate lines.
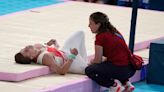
68, 54, 76, 60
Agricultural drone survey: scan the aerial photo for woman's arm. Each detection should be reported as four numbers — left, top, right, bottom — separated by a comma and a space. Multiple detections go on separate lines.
42, 53, 73, 75
90, 45, 103, 64
58, 48, 78, 74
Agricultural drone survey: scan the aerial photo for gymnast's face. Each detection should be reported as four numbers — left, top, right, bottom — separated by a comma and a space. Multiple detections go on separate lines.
20, 45, 37, 60
88, 18, 100, 33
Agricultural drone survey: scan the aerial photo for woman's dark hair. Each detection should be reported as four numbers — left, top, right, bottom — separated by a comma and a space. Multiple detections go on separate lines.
90, 12, 119, 34
15, 52, 32, 64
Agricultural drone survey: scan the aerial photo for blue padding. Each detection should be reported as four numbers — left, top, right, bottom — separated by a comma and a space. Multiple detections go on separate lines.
149, 0, 164, 11
140, 65, 147, 81
0, 0, 62, 15
117, 0, 132, 6
147, 39, 164, 85
134, 81, 164, 92
117, 0, 149, 8
139, 0, 149, 9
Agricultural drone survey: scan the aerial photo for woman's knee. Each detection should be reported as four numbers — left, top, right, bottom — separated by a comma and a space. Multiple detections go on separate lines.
85, 66, 91, 75
85, 65, 96, 76
85, 63, 102, 73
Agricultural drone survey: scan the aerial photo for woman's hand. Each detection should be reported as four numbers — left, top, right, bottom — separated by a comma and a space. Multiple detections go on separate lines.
88, 59, 94, 66
46, 39, 56, 46
70, 48, 78, 56
102, 56, 107, 62
46, 39, 59, 49
88, 58, 99, 65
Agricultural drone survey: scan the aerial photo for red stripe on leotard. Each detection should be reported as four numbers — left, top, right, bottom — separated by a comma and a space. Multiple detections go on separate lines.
47, 47, 64, 61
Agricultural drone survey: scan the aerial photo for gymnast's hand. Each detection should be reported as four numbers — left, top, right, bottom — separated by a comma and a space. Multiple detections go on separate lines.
70, 48, 78, 56
46, 39, 56, 46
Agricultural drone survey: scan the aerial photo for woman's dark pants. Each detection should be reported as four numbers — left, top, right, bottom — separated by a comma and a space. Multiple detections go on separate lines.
85, 61, 135, 88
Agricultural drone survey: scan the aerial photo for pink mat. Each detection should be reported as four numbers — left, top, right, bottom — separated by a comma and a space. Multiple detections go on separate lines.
0, 66, 50, 82
37, 77, 100, 92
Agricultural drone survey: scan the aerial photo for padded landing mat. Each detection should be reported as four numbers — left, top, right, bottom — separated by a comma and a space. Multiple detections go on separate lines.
0, 74, 87, 92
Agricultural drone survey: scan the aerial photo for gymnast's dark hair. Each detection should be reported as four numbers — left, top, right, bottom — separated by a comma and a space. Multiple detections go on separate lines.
15, 52, 32, 64
90, 12, 119, 34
